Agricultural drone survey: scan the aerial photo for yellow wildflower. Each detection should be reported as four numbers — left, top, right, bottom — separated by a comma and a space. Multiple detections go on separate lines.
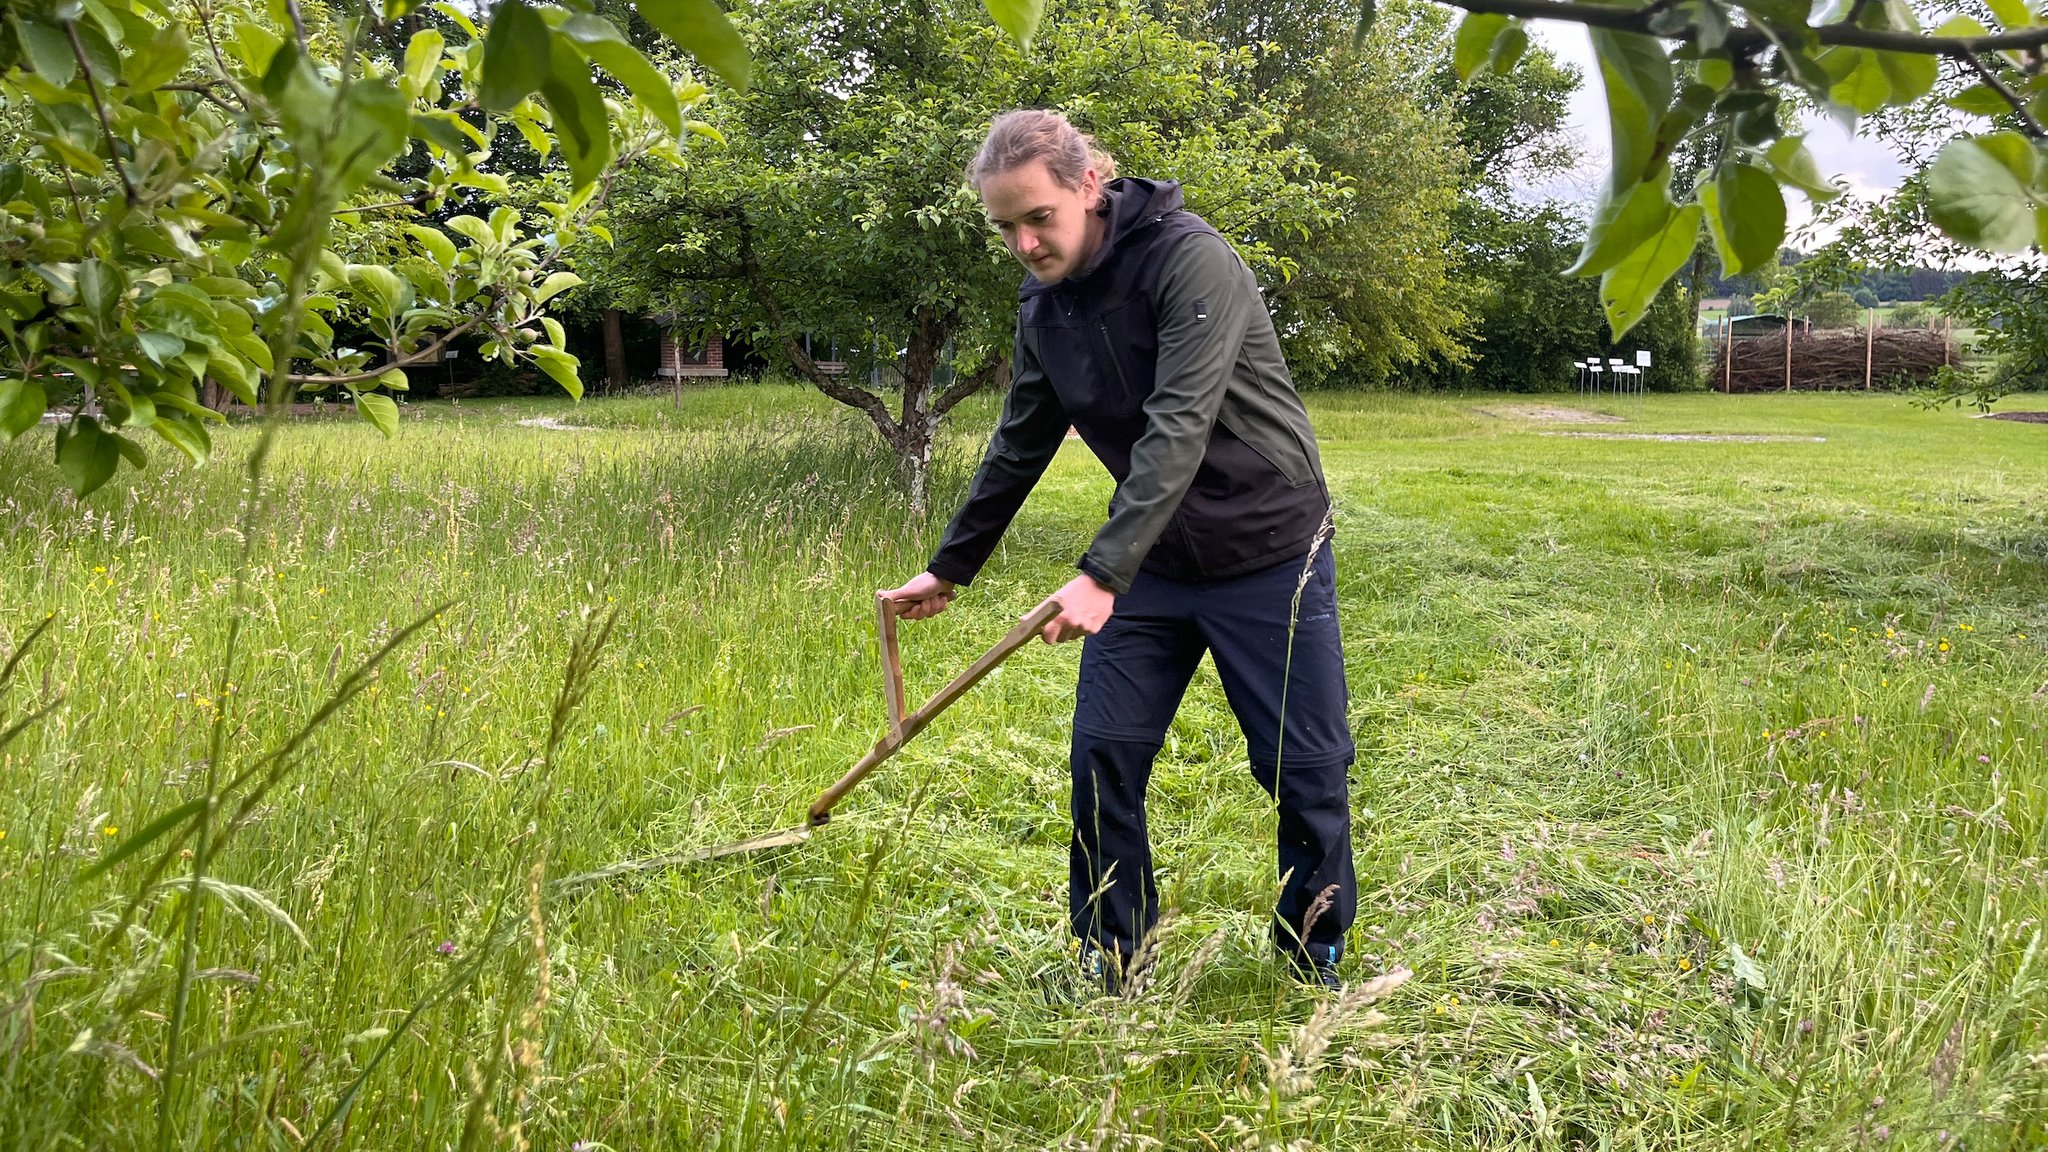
103, 825, 118, 837
1678, 957, 1693, 971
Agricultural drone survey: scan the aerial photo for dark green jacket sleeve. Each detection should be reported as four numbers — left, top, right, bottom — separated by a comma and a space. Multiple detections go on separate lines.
926, 327, 1068, 587
1077, 234, 1250, 593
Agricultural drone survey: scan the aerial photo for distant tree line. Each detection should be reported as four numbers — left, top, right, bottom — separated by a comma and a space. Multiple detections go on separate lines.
1705, 255, 1968, 304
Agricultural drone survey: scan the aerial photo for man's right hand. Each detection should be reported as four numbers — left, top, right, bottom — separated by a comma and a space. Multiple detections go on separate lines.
882, 572, 957, 621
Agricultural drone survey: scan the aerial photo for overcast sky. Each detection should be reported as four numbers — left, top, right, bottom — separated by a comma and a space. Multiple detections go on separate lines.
1518, 22, 1911, 242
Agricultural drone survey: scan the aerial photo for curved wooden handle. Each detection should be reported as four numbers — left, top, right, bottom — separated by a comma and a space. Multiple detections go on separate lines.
876, 591, 905, 740
807, 597, 1062, 826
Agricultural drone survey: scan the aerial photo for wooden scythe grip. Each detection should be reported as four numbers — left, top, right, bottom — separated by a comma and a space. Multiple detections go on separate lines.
806, 597, 1063, 826
876, 592, 906, 740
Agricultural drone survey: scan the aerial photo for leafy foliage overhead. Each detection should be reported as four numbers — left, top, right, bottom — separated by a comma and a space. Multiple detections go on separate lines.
1026, 0, 2048, 338
587, 0, 1347, 508
0, 0, 743, 496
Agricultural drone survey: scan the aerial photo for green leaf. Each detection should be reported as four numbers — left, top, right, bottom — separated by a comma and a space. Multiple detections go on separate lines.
403, 27, 445, 98
333, 79, 412, 195
121, 19, 189, 92
376, 369, 409, 393
206, 350, 258, 406
540, 316, 566, 349
1873, 50, 1936, 105
539, 34, 615, 191
1452, 13, 1508, 81
560, 14, 683, 135
445, 215, 496, 247
1701, 162, 1786, 276
1569, 173, 1675, 278
149, 390, 227, 422
1726, 942, 1769, 992
407, 224, 459, 269
431, 1, 481, 39
137, 330, 184, 365
1925, 134, 2041, 252
57, 415, 120, 497
1591, 29, 1674, 193
1949, 84, 2018, 118
635, 0, 752, 89
78, 797, 209, 881
104, 380, 156, 429
150, 412, 211, 465
529, 346, 583, 399
534, 271, 584, 304
1765, 136, 1840, 202
75, 258, 123, 335
347, 264, 412, 317
1698, 57, 1734, 90
1489, 23, 1528, 76
231, 18, 283, 73
1981, 0, 2030, 28
1820, 49, 1891, 116
261, 41, 332, 150
355, 391, 400, 439
0, 378, 48, 441
18, 19, 78, 86
1600, 204, 1702, 338
479, 0, 551, 112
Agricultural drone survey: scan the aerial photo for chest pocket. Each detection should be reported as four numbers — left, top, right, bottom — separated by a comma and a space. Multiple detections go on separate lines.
1028, 295, 1158, 426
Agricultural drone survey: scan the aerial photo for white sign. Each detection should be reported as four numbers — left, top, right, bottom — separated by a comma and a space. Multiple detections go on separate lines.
1635, 349, 1652, 367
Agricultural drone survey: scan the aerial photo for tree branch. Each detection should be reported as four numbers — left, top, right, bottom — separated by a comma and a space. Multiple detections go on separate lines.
933, 355, 1005, 418
287, 316, 484, 386
1446, 0, 2048, 57
63, 19, 138, 207
1962, 53, 2048, 140
734, 215, 899, 436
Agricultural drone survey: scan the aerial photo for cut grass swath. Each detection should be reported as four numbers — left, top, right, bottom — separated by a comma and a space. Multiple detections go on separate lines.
556, 594, 1062, 886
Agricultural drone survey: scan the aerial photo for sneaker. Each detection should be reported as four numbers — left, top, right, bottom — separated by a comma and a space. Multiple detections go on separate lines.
1079, 943, 1127, 998
1284, 945, 1342, 990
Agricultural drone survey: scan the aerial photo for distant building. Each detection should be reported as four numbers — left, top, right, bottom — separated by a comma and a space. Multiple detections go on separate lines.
654, 326, 846, 378
656, 330, 728, 378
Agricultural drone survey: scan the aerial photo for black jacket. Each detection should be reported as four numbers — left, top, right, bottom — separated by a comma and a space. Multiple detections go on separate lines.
929, 178, 1330, 594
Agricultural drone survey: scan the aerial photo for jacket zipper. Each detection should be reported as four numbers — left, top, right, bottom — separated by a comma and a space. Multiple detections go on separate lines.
1095, 322, 1133, 403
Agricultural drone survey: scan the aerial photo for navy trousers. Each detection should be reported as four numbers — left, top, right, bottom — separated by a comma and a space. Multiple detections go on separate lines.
1070, 547, 1356, 969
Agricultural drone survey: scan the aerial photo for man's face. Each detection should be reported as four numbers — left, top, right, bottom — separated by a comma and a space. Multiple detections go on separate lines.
981, 160, 1101, 283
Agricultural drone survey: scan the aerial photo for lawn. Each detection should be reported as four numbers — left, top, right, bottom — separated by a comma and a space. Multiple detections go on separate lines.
2, 386, 2045, 1149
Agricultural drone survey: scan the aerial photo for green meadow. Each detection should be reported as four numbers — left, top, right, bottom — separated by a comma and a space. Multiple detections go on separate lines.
2, 386, 2045, 1149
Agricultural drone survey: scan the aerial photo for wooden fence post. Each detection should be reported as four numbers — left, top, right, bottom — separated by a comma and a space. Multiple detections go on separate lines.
1865, 307, 1875, 390
1723, 326, 1734, 393
1784, 319, 1793, 392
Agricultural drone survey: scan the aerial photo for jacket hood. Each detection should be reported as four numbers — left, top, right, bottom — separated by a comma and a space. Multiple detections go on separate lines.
1019, 178, 1185, 300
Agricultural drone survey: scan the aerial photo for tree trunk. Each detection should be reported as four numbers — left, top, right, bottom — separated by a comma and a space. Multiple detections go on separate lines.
734, 215, 1008, 514
891, 315, 944, 515
602, 308, 628, 394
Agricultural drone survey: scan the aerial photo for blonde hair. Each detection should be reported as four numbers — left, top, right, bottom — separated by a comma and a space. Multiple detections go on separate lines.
966, 109, 1117, 192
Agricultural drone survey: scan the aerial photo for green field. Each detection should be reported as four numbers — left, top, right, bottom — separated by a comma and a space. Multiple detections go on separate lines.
3, 387, 2046, 1149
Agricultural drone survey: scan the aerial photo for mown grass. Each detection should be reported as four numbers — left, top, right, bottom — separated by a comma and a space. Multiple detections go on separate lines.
2, 387, 2045, 1149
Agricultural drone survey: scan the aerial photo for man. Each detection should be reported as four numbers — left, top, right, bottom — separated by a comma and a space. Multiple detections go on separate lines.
884, 110, 1356, 990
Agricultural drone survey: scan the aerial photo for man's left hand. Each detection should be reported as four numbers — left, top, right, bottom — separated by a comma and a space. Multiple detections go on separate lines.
1038, 573, 1116, 644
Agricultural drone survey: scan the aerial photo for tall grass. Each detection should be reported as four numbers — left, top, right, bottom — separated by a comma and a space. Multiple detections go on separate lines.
1, 388, 2044, 1148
